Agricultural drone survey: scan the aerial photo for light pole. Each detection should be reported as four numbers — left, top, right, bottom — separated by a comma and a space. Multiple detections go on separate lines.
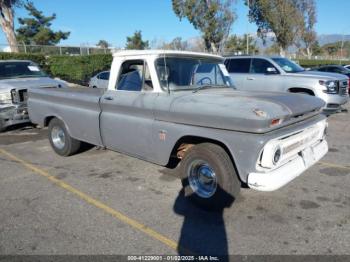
246, 0, 250, 54
340, 32, 345, 62
246, 33, 249, 54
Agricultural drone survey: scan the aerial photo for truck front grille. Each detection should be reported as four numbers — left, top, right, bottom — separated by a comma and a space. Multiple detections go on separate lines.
338, 80, 348, 96
11, 89, 28, 104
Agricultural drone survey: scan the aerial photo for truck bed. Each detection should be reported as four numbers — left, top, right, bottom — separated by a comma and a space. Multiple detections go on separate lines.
28, 87, 105, 146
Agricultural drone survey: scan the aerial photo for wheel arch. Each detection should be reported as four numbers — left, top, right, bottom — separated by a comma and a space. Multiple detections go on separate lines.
43, 115, 56, 127
167, 135, 243, 183
288, 87, 315, 96
44, 115, 73, 137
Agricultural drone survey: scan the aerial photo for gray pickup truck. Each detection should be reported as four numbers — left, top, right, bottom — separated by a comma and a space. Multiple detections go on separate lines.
0, 60, 67, 132
29, 50, 329, 209
225, 56, 349, 112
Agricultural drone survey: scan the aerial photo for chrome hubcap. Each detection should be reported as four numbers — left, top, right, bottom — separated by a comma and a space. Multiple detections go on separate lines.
51, 126, 66, 150
188, 160, 217, 198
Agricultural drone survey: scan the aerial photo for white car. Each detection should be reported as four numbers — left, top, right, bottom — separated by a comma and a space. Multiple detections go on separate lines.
89, 71, 109, 89
0, 60, 67, 131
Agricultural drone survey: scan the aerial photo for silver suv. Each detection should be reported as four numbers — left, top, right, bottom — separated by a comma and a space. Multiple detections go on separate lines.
225, 56, 349, 112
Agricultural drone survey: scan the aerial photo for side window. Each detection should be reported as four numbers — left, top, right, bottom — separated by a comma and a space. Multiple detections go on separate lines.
116, 60, 153, 91
318, 67, 327, 72
250, 59, 276, 74
99, 72, 110, 80
328, 67, 341, 73
226, 58, 251, 73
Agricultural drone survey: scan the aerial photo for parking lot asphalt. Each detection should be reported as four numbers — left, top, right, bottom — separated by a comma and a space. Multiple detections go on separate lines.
0, 105, 349, 256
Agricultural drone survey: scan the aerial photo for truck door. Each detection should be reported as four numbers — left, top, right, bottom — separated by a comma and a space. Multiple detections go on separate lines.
99, 59, 157, 161
245, 58, 281, 91
226, 58, 251, 89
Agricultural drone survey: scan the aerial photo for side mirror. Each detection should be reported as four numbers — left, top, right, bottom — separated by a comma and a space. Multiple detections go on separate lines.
266, 67, 278, 74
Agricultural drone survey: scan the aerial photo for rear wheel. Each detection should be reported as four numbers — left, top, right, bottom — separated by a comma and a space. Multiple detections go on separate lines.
180, 143, 240, 211
48, 118, 81, 156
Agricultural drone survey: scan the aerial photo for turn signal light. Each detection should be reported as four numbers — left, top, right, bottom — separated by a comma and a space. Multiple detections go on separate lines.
271, 118, 282, 126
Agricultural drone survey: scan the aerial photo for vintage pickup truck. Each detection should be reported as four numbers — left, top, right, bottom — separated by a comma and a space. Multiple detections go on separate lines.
28, 50, 329, 209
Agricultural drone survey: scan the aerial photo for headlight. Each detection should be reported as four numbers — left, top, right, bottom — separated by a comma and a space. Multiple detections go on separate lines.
272, 146, 282, 165
0, 92, 11, 103
260, 141, 283, 168
320, 80, 338, 93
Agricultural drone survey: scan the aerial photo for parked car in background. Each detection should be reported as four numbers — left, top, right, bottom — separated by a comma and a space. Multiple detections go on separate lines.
29, 50, 328, 210
315, 65, 350, 78
225, 56, 349, 112
0, 60, 67, 132
89, 71, 109, 89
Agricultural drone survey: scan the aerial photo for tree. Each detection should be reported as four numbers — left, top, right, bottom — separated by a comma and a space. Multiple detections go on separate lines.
0, 0, 23, 52
16, 1, 70, 45
224, 34, 258, 54
97, 40, 110, 49
125, 30, 149, 50
172, 0, 236, 53
295, 0, 317, 58
247, 0, 303, 56
321, 41, 350, 58
265, 42, 280, 55
311, 40, 322, 56
161, 37, 188, 50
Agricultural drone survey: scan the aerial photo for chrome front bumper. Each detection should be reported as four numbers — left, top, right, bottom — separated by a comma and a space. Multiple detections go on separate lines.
0, 104, 30, 128
317, 89, 349, 111
247, 139, 328, 191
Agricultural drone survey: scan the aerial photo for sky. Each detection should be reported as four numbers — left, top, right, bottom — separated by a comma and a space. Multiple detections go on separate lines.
0, 0, 349, 48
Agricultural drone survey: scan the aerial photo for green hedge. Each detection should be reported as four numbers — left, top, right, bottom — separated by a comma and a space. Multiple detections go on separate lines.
48, 54, 112, 85
298, 59, 350, 68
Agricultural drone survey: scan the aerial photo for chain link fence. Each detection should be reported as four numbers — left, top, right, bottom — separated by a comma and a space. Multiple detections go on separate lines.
0, 44, 113, 55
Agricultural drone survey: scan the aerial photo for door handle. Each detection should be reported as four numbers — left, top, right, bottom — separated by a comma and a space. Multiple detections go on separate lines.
247, 77, 255, 80
104, 96, 114, 101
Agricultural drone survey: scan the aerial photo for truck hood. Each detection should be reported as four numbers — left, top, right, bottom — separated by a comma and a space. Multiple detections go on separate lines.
156, 88, 325, 133
294, 70, 348, 80
0, 77, 64, 92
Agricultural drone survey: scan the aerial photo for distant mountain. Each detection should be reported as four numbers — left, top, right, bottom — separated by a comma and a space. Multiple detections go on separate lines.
317, 34, 350, 45
250, 34, 350, 49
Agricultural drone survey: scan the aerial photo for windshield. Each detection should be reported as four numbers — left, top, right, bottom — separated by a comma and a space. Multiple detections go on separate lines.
272, 58, 305, 73
0, 61, 46, 79
155, 57, 234, 91
341, 67, 350, 74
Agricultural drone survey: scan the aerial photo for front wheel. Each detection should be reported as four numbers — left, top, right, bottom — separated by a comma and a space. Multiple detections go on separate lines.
48, 118, 81, 156
180, 143, 241, 211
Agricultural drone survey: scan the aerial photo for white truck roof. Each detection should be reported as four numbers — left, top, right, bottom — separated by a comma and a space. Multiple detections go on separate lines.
112, 49, 223, 60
